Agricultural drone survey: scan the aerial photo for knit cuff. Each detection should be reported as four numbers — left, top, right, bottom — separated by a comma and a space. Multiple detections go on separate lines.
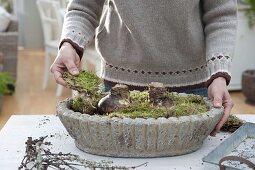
206, 54, 232, 86
206, 72, 231, 87
59, 31, 91, 59
59, 39, 84, 59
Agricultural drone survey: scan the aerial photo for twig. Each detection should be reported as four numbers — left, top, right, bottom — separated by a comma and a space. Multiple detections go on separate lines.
19, 137, 147, 170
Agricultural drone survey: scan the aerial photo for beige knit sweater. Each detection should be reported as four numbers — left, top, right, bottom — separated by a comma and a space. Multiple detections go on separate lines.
60, 0, 237, 89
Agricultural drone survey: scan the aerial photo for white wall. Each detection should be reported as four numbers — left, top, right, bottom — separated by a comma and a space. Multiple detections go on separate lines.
229, 7, 255, 90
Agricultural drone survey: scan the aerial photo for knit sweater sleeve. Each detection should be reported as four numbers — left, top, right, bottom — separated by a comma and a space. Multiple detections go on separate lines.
202, 0, 237, 86
59, 0, 105, 58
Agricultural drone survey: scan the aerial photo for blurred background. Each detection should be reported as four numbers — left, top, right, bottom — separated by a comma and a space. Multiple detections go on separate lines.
0, 0, 254, 129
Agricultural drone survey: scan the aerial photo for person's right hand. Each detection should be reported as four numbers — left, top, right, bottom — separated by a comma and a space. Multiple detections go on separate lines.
50, 42, 80, 87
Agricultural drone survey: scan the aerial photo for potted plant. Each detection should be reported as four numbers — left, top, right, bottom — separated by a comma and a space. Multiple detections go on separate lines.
240, 0, 255, 27
0, 0, 13, 13
0, 72, 14, 112
57, 71, 223, 157
242, 70, 255, 103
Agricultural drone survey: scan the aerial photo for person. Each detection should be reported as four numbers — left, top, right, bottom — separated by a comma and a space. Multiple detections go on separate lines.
51, 0, 237, 136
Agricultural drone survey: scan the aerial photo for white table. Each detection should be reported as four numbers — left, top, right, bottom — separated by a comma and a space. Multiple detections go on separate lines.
0, 114, 254, 170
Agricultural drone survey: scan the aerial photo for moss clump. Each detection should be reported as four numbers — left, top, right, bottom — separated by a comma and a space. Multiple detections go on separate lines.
63, 71, 102, 96
129, 91, 149, 103
64, 71, 104, 114
172, 102, 208, 117
108, 92, 209, 119
108, 91, 170, 119
108, 105, 169, 119
221, 115, 245, 133
70, 95, 99, 115
167, 92, 206, 105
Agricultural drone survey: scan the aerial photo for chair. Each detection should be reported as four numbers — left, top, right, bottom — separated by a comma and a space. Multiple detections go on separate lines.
37, 0, 101, 96
0, 18, 18, 84
36, 0, 64, 96
57, 0, 69, 8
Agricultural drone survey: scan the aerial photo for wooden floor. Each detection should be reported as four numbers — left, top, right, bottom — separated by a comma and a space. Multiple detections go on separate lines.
0, 49, 72, 129
0, 49, 255, 128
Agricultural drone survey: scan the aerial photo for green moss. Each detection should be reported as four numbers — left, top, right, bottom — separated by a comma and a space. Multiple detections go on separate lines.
167, 92, 205, 105
172, 102, 208, 117
70, 95, 99, 115
108, 92, 209, 119
108, 91, 166, 119
65, 70, 209, 118
129, 91, 149, 103
70, 96, 88, 113
63, 71, 102, 96
64, 71, 104, 114
108, 104, 169, 119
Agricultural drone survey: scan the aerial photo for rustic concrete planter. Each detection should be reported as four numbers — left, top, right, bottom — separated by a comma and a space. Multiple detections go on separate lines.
57, 95, 223, 157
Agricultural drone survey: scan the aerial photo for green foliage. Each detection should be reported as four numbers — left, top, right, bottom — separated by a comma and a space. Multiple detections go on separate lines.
0, 72, 14, 94
243, 0, 255, 27
0, 0, 13, 13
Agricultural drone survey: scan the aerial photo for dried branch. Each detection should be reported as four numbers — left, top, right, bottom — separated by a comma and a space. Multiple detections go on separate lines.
18, 136, 148, 170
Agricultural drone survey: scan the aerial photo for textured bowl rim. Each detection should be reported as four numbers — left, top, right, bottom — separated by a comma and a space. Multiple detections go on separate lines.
57, 94, 224, 123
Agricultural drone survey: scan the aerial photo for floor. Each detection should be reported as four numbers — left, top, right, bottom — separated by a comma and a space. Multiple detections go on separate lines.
0, 49, 255, 129
0, 49, 71, 129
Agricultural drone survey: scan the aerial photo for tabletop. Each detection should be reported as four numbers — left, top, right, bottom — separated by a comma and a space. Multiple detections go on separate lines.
0, 114, 254, 170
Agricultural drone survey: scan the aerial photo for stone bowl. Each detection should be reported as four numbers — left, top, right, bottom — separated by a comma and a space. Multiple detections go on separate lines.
57, 95, 223, 158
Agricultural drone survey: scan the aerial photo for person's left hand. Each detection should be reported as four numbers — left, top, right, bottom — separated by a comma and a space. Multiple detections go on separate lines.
208, 77, 234, 136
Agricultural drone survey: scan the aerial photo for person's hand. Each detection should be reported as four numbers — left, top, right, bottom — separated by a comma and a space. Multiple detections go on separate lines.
208, 77, 234, 136
50, 42, 80, 87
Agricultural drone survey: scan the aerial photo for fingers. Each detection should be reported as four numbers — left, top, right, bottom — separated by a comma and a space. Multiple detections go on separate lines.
213, 92, 223, 108
64, 58, 79, 75
210, 94, 234, 136
50, 43, 81, 86
52, 70, 67, 87
210, 110, 229, 136
208, 77, 233, 136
